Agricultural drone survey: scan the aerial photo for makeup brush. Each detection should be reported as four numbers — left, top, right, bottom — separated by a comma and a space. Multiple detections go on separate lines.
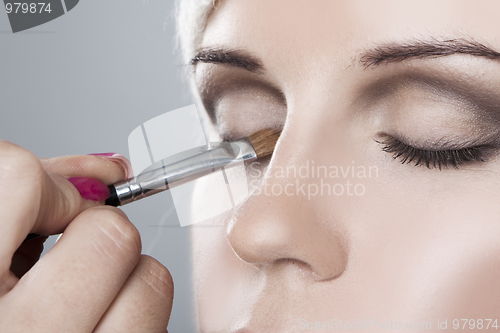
105, 128, 281, 207
23, 128, 281, 242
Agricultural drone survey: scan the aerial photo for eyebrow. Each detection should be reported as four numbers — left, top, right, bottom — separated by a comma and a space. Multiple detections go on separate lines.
191, 38, 500, 73
359, 38, 500, 68
190, 48, 264, 73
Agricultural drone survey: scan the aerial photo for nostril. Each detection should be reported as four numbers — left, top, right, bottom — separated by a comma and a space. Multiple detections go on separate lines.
273, 257, 316, 276
255, 256, 346, 282
274, 255, 347, 282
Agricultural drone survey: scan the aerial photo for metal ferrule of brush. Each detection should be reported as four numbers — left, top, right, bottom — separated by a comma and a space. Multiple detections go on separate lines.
109, 138, 257, 206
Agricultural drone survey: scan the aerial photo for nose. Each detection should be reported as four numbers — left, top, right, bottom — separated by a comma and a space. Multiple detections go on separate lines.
227, 130, 349, 281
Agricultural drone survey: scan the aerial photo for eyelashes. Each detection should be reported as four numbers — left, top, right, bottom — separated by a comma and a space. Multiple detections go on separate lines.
377, 136, 489, 169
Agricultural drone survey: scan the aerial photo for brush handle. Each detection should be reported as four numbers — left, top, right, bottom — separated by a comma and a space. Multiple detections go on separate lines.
105, 140, 255, 207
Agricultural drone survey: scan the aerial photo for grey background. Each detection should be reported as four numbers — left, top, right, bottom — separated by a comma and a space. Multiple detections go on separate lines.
0, 1, 197, 332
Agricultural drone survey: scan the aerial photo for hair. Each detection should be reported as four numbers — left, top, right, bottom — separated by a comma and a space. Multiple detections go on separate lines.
175, 0, 223, 141
175, 0, 218, 64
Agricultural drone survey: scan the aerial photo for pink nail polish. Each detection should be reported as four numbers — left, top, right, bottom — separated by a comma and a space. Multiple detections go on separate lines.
88, 153, 133, 179
68, 177, 110, 201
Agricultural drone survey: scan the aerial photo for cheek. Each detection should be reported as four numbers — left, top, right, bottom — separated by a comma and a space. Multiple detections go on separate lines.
192, 222, 266, 331
351, 171, 500, 318
413, 192, 500, 317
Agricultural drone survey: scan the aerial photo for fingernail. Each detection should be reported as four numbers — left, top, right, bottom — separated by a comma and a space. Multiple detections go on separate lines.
68, 177, 110, 201
89, 153, 117, 157
89, 153, 133, 179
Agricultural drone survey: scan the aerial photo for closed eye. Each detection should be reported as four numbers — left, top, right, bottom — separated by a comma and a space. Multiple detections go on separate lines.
376, 136, 492, 170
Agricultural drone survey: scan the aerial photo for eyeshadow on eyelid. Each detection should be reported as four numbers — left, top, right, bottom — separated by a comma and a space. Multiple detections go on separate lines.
196, 64, 286, 113
196, 70, 287, 137
213, 90, 287, 140
355, 71, 500, 124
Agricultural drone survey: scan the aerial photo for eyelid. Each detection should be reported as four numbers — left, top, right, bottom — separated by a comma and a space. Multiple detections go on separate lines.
354, 67, 500, 132
196, 65, 286, 117
209, 82, 286, 113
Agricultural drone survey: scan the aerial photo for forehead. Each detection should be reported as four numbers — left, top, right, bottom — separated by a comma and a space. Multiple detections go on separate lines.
201, 0, 500, 65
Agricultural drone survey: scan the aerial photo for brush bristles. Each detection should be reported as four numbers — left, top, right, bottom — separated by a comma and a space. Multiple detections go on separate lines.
247, 128, 281, 159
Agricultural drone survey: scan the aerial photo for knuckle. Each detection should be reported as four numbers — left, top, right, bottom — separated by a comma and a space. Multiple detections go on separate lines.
0, 140, 43, 182
84, 206, 142, 256
138, 255, 174, 299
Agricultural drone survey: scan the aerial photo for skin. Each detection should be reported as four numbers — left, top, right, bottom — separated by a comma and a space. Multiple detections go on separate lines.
190, 0, 500, 332
0, 142, 173, 332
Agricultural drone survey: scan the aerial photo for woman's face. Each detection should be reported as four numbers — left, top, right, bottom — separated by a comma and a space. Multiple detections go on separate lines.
190, 0, 500, 331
